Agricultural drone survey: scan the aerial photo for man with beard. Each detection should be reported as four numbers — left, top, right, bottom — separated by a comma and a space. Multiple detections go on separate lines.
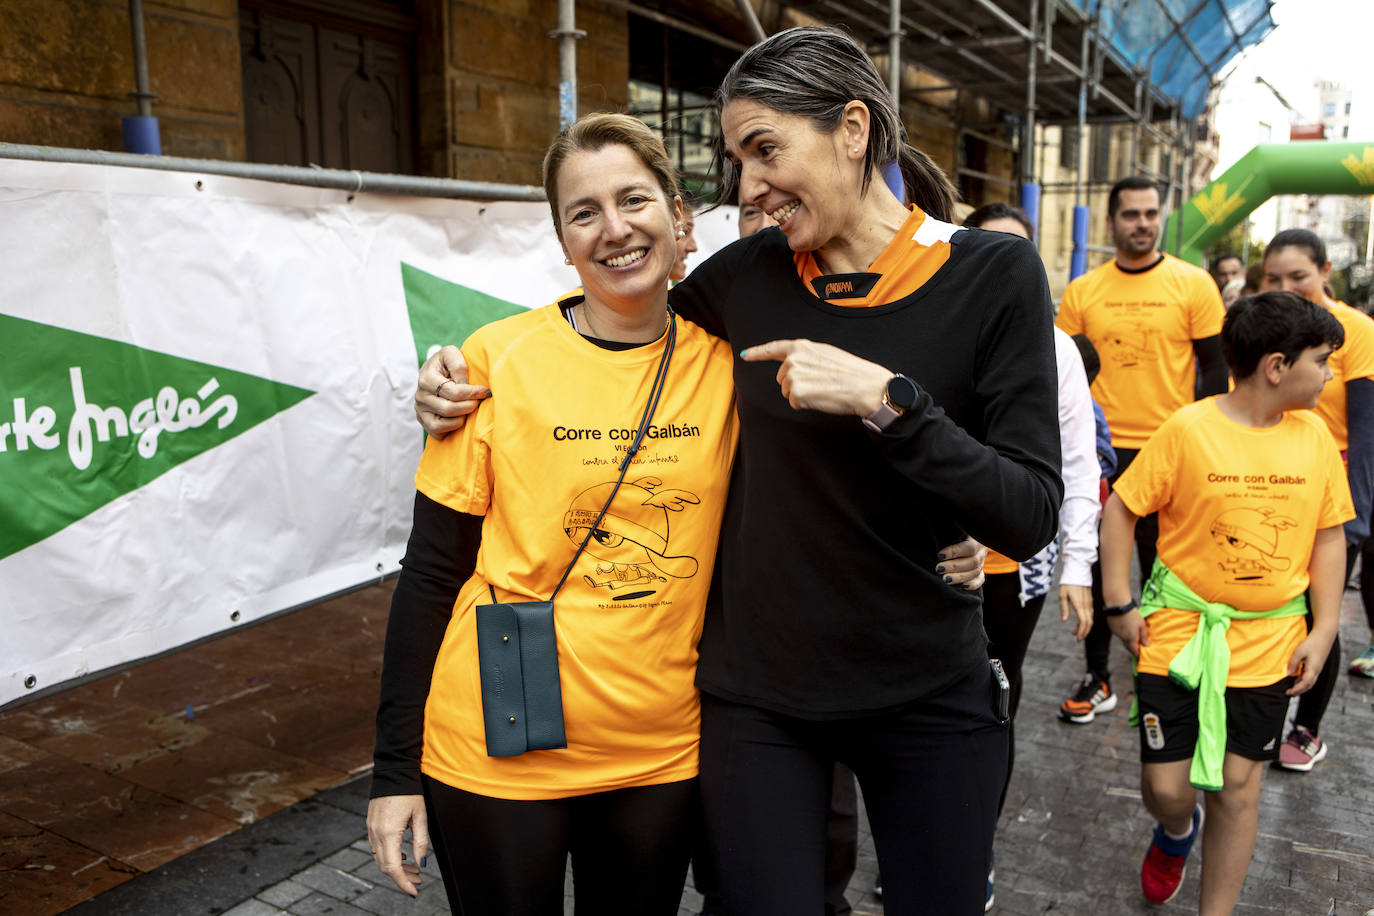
1054, 176, 1228, 726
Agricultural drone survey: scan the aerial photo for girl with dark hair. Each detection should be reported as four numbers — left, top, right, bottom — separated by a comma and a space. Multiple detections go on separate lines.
415, 26, 1060, 915
1262, 229, 1374, 773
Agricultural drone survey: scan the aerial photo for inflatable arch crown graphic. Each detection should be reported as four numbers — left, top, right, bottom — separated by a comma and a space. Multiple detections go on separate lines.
1163, 141, 1374, 266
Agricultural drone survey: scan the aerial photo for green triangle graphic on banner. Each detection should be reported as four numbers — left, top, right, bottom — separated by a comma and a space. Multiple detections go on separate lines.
400, 262, 528, 367
0, 315, 314, 560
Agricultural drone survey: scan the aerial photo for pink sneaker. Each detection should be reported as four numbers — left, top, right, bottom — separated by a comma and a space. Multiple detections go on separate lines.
1276, 725, 1328, 772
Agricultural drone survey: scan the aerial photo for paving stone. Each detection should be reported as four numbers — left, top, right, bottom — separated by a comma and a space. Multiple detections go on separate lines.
61, 585, 1374, 916
63, 790, 371, 916
257, 879, 314, 908
293, 863, 372, 901
221, 900, 290, 916
323, 847, 371, 872
287, 892, 372, 916
351, 886, 443, 916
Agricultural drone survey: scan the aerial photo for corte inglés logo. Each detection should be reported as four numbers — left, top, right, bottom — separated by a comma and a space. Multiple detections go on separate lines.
0, 314, 313, 560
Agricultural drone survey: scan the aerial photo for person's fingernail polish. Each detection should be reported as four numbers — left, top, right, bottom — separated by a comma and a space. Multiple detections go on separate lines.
936, 565, 946, 574
936, 553, 947, 561
420, 857, 427, 867
943, 575, 952, 583
739, 348, 749, 359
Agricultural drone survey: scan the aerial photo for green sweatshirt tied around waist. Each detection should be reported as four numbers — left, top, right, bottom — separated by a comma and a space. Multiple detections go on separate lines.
1133, 558, 1306, 791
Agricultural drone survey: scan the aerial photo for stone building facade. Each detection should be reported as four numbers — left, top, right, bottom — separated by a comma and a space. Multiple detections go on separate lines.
0, 0, 1019, 198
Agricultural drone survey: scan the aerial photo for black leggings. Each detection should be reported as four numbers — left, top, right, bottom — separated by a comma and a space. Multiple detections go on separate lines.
698, 662, 1008, 916
422, 775, 695, 916
1084, 446, 1158, 681
982, 571, 1047, 814
1293, 541, 1366, 733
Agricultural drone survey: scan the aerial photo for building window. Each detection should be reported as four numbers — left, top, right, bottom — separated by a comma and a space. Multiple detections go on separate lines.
1089, 125, 1113, 183
1059, 125, 1079, 171
627, 16, 736, 194
1345, 101, 1352, 115
1344, 125, 1350, 138
1323, 102, 1336, 117
627, 81, 716, 189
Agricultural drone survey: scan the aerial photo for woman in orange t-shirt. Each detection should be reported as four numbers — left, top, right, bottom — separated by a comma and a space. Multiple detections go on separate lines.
1262, 229, 1374, 770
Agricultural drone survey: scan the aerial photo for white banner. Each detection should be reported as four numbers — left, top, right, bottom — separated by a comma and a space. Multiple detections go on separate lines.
0, 159, 737, 707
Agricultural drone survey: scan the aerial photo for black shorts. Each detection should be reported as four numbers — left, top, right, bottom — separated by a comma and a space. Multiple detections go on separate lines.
1134, 672, 1294, 764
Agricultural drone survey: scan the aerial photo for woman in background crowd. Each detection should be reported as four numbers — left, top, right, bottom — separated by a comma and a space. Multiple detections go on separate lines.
1261, 229, 1374, 775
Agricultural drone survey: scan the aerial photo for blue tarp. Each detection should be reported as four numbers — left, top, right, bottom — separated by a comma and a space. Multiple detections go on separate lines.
1060, 0, 1275, 117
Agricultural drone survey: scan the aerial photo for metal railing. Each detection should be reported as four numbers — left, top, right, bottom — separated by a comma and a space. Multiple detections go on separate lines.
0, 143, 546, 202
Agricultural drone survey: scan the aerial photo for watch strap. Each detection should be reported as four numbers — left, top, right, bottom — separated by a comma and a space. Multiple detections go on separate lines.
1103, 598, 1139, 617
862, 373, 916, 433
862, 401, 901, 433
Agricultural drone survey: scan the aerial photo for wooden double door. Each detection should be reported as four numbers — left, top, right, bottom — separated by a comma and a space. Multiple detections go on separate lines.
239, 0, 418, 174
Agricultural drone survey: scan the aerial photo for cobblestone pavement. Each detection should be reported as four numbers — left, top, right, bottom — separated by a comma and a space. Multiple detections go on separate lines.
64, 586, 1374, 916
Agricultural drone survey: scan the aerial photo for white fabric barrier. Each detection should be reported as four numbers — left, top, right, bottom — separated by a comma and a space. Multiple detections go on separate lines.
0, 159, 738, 707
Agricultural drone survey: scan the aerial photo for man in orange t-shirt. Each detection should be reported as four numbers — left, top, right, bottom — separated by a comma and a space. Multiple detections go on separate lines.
1055, 176, 1227, 723
1100, 291, 1349, 911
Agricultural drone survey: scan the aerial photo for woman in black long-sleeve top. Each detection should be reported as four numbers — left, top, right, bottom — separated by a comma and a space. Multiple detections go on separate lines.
414, 27, 1061, 916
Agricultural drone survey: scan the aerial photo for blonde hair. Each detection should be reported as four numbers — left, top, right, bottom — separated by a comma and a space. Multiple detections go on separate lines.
542, 113, 678, 241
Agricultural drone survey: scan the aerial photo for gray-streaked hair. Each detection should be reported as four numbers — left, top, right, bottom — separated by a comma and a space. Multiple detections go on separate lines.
712, 25, 957, 221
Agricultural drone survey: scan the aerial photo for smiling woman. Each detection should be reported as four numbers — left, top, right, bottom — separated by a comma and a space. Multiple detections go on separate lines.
366, 113, 742, 916
1259, 227, 1374, 773
409, 27, 1058, 916
660, 28, 1061, 916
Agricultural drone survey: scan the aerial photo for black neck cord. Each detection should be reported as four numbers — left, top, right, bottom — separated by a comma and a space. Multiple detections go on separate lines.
548, 308, 676, 600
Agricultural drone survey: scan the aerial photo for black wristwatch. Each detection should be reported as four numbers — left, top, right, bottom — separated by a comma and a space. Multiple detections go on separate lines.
1103, 598, 1139, 617
862, 374, 919, 433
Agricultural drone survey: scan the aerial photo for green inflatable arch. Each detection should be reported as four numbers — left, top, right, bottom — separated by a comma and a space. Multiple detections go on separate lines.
1164, 141, 1374, 265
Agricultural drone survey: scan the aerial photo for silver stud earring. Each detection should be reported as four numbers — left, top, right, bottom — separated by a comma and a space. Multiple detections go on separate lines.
563, 256, 572, 265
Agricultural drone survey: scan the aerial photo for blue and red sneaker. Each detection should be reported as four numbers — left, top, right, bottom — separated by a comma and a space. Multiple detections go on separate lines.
1141, 803, 1203, 904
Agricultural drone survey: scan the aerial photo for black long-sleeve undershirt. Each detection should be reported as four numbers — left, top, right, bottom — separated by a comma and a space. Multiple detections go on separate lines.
371, 492, 481, 798
1346, 377, 1374, 544
1193, 334, 1227, 397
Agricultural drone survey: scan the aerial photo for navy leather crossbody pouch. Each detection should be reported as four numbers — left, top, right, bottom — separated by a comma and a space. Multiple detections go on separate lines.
473, 310, 676, 757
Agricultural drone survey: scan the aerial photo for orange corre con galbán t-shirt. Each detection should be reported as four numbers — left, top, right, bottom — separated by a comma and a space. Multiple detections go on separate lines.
1056, 255, 1224, 450
416, 305, 738, 800
1112, 399, 1352, 687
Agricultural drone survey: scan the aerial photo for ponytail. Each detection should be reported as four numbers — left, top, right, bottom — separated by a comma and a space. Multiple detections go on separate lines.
896, 144, 958, 223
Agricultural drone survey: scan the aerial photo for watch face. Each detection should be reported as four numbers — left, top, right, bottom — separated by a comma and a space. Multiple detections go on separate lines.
887, 375, 919, 411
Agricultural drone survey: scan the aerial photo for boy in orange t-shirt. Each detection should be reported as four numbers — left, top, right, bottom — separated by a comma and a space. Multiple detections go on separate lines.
1099, 291, 1350, 914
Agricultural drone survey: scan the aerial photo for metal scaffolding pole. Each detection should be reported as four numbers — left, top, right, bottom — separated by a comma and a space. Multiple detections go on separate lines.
123, 0, 160, 153
0, 142, 547, 201
888, 0, 902, 101
551, 0, 585, 129
128, 0, 153, 118
1021, 0, 1038, 186
1070, 21, 1091, 280
1075, 27, 1089, 210
1131, 78, 1144, 175
734, 0, 767, 42
964, 0, 1137, 119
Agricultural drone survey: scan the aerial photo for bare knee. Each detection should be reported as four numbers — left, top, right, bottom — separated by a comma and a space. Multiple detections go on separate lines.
1210, 755, 1265, 812
1141, 761, 1195, 823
